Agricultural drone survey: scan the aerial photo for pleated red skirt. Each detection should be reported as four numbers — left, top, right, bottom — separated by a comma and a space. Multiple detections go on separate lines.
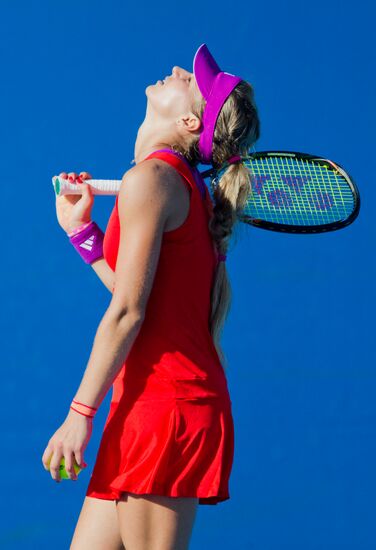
86, 385, 235, 505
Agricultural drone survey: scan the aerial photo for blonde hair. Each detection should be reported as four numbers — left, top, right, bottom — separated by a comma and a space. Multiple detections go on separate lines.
171, 80, 261, 370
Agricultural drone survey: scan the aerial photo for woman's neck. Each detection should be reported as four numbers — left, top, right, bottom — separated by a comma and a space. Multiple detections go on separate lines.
133, 117, 172, 164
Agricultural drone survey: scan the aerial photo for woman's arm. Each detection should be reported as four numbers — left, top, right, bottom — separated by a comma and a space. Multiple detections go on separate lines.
71, 160, 173, 410
90, 257, 115, 293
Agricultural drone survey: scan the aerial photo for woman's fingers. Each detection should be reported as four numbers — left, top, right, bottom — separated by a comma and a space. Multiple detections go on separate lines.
68, 172, 78, 182
48, 449, 63, 482
64, 451, 78, 481
41, 444, 53, 471
79, 171, 92, 180
42, 443, 84, 482
74, 449, 87, 470
57, 171, 92, 184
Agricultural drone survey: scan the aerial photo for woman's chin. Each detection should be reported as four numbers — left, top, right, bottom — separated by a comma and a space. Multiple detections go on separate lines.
145, 82, 162, 99
146, 82, 158, 92
145, 84, 154, 96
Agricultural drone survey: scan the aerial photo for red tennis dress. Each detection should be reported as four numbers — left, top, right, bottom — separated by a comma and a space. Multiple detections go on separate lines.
85, 149, 235, 505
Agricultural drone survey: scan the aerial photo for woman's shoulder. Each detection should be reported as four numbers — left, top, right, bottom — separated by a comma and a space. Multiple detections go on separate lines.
121, 157, 193, 197
121, 157, 180, 182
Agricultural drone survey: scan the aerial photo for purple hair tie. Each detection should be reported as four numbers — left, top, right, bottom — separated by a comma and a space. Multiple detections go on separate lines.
218, 253, 227, 262
226, 155, 242, 164
215, 155, 242, 177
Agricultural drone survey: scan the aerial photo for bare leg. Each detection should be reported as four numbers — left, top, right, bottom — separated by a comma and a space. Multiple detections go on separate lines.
70, 496, 125, 550
116, 492, 199, 550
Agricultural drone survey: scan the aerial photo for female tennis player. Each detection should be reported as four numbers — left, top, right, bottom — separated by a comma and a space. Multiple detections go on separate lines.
42, 43, 260, 549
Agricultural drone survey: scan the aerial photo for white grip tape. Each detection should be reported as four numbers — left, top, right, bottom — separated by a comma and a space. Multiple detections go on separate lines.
52, 176, 122, 196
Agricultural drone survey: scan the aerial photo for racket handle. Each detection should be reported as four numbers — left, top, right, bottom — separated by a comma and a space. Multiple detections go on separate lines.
52, 176, 122, 196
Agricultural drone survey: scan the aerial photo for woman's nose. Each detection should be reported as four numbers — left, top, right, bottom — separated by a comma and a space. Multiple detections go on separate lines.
172, 66, 189, 78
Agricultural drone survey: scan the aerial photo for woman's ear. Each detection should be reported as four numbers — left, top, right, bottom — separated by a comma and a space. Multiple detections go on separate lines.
177, 113, 201, 134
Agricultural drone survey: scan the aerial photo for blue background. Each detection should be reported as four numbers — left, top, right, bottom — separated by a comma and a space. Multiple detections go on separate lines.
0, 0, 374, 548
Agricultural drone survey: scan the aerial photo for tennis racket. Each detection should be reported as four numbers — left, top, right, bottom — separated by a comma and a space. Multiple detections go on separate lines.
51, 150, 360, 234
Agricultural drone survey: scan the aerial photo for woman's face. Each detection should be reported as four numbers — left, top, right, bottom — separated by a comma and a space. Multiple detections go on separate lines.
146, 65, 203, 122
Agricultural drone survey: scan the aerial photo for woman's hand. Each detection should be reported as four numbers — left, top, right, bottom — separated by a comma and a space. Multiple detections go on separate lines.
55, 171, 94, 234
41, 408, 92, 482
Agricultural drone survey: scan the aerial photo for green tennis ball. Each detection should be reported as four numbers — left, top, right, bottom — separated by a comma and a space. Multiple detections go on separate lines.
58, 456, 82, 480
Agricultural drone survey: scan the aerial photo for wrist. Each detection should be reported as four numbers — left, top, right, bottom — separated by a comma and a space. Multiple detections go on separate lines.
67, 220, 92, 237
68, 407, 93, 420
69, 398, 98, 419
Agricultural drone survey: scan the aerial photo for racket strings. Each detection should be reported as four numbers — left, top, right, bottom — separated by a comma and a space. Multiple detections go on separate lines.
240, 156, 355, 226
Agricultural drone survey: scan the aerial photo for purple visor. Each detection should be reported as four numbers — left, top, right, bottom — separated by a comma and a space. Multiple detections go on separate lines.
193, 43, 243, 165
